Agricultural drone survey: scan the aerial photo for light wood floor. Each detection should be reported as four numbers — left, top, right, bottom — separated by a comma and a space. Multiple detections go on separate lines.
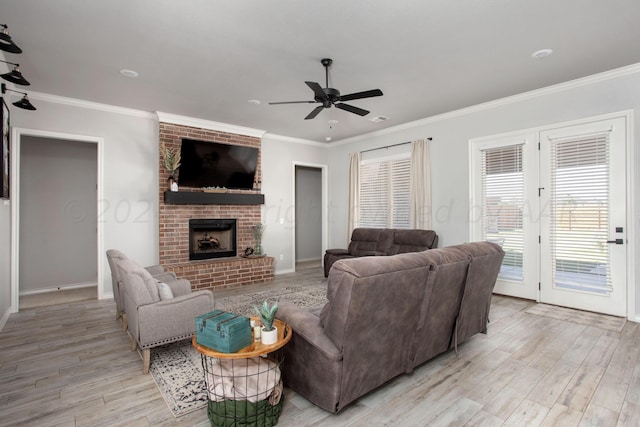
1, 265, 639, 426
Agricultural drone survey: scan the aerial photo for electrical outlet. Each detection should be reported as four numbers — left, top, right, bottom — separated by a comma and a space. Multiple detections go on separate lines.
279, 254, 284, 260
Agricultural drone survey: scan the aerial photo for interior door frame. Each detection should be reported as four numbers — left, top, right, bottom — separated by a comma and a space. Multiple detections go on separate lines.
291, 161, 328, 271
469, 110, 636, 321
10, 127, 104, 313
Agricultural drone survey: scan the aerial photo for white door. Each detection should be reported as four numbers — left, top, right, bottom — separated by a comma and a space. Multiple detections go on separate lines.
539, 117, 627, 316
471, 133, 539, 300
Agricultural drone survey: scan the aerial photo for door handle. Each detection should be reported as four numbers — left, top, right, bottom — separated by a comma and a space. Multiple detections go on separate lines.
606, 239, 624, 245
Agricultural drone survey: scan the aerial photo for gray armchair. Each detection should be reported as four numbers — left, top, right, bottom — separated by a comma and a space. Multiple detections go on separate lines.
117, 258, 215, 374
106, 249, 178, 331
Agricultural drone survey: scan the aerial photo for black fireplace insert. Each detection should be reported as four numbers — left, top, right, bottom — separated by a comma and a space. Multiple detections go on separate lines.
189, 218, 237, 260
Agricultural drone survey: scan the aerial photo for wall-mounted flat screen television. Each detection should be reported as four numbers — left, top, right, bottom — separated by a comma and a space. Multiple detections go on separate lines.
178, 139, 259, 190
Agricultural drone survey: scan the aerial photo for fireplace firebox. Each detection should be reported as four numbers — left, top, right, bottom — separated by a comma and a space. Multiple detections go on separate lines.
189, 219, 237, 260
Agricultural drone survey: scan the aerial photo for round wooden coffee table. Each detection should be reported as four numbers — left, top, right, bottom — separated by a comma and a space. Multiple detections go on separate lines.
193, 318, 292, 427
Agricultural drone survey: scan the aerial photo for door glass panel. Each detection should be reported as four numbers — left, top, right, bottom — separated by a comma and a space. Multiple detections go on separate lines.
481, 144, 524, 281
550, 133, 611, 294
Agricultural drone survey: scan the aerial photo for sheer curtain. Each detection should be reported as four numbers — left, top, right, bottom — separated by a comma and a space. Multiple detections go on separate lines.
410, 139, 432, 229
347, 152, 360, 239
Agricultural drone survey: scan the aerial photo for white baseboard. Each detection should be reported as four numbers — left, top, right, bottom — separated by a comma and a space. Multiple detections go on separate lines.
19, 282, 97, 296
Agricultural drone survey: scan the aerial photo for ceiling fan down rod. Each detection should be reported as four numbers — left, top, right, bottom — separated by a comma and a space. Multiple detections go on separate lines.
321, 58, 332, 89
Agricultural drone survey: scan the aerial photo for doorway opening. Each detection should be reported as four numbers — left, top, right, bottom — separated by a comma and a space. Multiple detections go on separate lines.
293, 163, 327, 272
11, 129, 102, 312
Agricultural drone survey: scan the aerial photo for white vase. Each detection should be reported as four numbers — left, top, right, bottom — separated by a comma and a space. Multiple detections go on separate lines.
261, 326, 278, 345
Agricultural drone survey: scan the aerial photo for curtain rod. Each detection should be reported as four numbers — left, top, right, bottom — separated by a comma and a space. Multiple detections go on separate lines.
360, 137, 432, 154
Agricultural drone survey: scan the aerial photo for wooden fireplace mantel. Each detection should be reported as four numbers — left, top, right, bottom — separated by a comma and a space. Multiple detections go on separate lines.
163, 191, 265, 205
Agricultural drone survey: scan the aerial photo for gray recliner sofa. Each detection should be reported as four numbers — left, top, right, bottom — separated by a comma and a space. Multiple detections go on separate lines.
277, 241, 504, 413
323, 228, 438, 277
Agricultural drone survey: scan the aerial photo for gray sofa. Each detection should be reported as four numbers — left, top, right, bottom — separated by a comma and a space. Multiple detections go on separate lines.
278, 241, 504, 413
323, 228, 438, 277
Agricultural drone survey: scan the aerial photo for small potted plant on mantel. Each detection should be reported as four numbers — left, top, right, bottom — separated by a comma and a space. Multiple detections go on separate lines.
160, 141, 181, 191
254, 300, 278, 345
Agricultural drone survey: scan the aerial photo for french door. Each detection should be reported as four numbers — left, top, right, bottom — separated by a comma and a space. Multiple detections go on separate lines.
539, 117, 627, 316
471, 113, 629, 316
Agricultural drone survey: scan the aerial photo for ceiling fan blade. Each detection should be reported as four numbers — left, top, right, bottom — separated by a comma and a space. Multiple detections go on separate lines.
339, 89, 383, 102
335, 103, 369, 116
268, 100, 316, 105
305, 81, 326, 99
305, 105, 324, 120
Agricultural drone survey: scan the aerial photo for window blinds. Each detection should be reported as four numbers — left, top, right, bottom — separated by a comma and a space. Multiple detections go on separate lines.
549, 132, 611, 293
359, 156, 411, 229
481, 144, 524, 281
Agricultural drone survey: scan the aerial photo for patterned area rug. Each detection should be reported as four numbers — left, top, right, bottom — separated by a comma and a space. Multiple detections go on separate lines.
148, 277, 327, 417
525, 303, 626, 332
216, 279, 328, 316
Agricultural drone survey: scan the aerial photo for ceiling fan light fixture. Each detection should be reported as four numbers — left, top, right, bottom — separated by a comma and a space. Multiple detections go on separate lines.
0, 25, 22, 54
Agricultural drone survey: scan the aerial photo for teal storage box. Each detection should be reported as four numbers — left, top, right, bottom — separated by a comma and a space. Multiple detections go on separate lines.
196, 310, 252, 353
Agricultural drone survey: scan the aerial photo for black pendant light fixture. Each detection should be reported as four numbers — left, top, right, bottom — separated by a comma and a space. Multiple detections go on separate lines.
0, 24, 22, 54
1, 83, 36, 110
0, 60, 30, 86
0, 23, 36, 111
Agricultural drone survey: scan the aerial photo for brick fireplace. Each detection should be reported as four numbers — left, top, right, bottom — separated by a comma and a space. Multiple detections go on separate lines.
158, 122, 274, 291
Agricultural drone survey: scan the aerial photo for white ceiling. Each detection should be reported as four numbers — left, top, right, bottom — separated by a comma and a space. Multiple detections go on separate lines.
3, 0, 640, 143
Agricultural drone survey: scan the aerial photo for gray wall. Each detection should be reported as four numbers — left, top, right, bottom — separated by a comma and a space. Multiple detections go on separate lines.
19, 136, 97, 292
295, 166, 322, 262
261, 136, 328, 274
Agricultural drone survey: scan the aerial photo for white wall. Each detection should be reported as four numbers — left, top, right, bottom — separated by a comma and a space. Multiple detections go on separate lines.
327, 67, 640, 319
5, 97, 159, 302
261, 135, 328, 274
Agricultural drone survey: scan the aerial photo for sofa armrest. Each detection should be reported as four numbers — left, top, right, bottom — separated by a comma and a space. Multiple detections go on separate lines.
145, 265, 166, 276
325, 248, 350, 256
153, 271, 177, 283
277, 302, 341, 361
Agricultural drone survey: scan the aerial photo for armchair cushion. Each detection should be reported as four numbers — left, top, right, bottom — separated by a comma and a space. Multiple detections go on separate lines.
157, 282, 174, 300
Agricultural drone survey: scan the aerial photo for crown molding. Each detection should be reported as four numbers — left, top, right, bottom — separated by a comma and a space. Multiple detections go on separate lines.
25, 91, 156, 119
332, 62, 640, 147
156, 112, 266, 138
262, 132, 328, 148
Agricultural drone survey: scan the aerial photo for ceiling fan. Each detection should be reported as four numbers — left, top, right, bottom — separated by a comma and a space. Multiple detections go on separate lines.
269, 58, 383, 120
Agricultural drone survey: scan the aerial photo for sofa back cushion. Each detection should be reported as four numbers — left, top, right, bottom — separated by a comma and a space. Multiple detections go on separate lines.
347, 228, 394, 256
451, 242, 504, 346
323, 252, 433, 411
411, 246, 470, 367
388, 229, 438, 255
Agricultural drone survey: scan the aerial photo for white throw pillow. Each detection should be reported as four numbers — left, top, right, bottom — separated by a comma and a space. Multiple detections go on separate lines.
157, 282, 174, 300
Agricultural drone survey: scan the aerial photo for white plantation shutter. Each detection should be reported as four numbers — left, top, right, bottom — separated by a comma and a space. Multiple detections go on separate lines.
549, 132, 611, 292
481, 144, 525, 281
360, 155, 411, 228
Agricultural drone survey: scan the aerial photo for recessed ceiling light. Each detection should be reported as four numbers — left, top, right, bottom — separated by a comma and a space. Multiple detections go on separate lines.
120, 69, 139, 78
325, 137, 332, 142
248, 99, 261, 105
328, 119, 339, 125
531, 49, 553, 59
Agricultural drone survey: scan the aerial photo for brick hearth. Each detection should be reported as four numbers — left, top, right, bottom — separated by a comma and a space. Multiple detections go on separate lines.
158, 122, 274, 291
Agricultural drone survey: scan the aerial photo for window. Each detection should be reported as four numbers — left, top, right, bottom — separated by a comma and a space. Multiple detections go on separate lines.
359, 154, 411, 228
480, 144, 525, 281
